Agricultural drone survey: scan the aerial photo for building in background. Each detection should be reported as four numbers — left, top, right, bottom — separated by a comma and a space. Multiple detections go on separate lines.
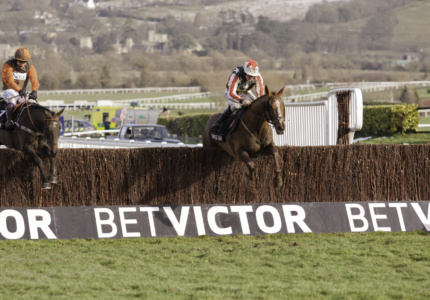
70, 0, 96, 9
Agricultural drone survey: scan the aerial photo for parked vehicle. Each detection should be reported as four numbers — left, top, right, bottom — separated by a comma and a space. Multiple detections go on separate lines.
63, 119, 96, 133
87, 106, 161, 130
112, 124, 181, 143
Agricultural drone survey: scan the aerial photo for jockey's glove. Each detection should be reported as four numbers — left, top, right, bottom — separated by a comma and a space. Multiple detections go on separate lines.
29, 91, 38, 100
18, 89, 26, 98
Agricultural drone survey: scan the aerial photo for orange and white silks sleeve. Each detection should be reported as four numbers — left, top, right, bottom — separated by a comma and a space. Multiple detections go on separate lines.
28, 65, 40, 92
2, 63, 20, 91
226, 73, 242, 103
254, 74, 264, 98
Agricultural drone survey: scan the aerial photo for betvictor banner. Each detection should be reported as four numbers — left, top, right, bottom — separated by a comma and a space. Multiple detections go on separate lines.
0, 201, 429, 240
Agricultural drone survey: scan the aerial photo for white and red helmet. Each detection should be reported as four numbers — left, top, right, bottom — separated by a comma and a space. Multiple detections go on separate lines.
243, 60, 260, 76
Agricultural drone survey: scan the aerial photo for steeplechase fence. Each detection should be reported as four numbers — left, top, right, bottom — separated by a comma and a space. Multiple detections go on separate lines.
0, 144, 429, 207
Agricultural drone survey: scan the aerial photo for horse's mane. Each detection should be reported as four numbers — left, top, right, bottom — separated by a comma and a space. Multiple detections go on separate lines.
23, 102, 56, 116
252, 94, 268, 106
13, 103, 57, 125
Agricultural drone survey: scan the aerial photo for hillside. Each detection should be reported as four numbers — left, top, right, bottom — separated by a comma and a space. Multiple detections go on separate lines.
392, 1, 430, 51
0, 0, 429, 93
200, 0, 346, 22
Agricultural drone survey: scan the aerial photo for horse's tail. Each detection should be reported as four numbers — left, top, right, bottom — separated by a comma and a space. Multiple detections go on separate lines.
203, 114, 221, 148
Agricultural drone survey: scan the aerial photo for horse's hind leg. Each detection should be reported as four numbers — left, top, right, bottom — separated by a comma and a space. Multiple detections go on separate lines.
238, 149, 255, 180
265, 143, 283, 188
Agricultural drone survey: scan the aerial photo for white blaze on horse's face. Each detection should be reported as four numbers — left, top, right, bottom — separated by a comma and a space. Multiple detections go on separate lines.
44, 118, 61, 152
274, 99, 284, 124
270, 98, 285, 135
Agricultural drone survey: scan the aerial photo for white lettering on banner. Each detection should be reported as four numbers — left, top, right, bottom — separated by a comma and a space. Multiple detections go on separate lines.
230, 206, 253, 235
164, 206, 190, 236
207, 206, 232, 235
27, 210, 57, 239
388, 203, 408, 231
411, 203, 430, 231
255, 205, 282, 234
139, 207, 160, 237
368, 204, 390, 232
119, 207, 140, 238
345, 204, 369, 232
94, 208, 117, 238
282, 205, 312, 233
0, 210, 25, 239
193, 206, 206, 235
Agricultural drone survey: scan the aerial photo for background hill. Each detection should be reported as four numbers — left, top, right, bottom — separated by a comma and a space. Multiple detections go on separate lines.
0, 0, 429, 98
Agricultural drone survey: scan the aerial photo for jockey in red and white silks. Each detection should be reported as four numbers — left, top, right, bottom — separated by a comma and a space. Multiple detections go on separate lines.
225, 60, 264, 111
211, 60, 264, 132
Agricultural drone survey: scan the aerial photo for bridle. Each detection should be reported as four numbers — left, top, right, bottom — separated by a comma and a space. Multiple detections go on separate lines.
15, 102, 60, 143
247, 95, 276, 125
42, 117, 61, 146
240, 94, 280, 144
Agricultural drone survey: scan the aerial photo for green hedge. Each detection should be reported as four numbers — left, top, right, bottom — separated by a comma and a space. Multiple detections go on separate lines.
355, 104, 418, 137
158, 114, 213, 137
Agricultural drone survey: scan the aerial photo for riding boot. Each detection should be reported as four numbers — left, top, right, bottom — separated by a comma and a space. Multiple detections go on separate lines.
211, 107, 233, 133
5, 106, 14, 130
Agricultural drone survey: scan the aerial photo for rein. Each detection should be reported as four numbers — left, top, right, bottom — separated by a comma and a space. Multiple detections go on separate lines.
247, 96, 273, 125
240, 95, 274, 145
15, 103, 59, 138
25, 101, 37, 130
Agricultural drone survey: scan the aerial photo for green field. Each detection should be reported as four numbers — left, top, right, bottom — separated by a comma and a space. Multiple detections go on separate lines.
0, 232, 428, 299
357, 132, 430, 144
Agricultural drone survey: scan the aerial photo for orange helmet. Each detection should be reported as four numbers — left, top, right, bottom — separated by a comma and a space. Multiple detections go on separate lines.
243, 60, 260, 76
15, 47, 31, 62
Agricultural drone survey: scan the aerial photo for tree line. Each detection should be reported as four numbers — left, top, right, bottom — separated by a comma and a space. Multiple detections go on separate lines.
0, 0, 428, 91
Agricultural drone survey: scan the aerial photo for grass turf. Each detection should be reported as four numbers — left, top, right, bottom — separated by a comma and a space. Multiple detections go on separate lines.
0, 232, 429, 299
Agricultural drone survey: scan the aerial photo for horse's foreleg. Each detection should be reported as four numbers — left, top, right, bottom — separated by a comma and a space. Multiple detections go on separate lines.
48, 156, 57, 184
238, 149, 255, 180
42, 144, 57, 184
24, 147, 51, 189
265, 143, 283, 188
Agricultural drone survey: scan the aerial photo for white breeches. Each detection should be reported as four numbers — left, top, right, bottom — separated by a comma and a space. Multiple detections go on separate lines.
4, 89, 25, 106
3, 89, 35, 106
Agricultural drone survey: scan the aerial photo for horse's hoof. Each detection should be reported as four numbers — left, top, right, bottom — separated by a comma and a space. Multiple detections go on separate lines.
49, 176, 57, 184
42, 182, 52, 190
273, 177, 283, 188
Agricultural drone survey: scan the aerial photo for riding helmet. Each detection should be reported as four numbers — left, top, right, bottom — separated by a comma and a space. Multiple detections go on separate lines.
15, 47, 31, 62
243, 60, 260, 77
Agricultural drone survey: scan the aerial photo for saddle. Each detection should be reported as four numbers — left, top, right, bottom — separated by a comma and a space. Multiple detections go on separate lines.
211, 107, 248, 142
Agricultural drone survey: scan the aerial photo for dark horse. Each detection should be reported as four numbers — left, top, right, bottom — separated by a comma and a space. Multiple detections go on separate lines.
203, 85, 285, 188
0, 101, 64, 189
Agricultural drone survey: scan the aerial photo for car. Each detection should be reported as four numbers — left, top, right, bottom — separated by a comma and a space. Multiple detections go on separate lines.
62, 119, 96, 133
114, 124, 181, 143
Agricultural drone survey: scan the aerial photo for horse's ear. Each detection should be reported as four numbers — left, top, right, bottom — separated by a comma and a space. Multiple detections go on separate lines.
277, 86, 285, 97
265, 85, 270, 96
56, 107, 65, 117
